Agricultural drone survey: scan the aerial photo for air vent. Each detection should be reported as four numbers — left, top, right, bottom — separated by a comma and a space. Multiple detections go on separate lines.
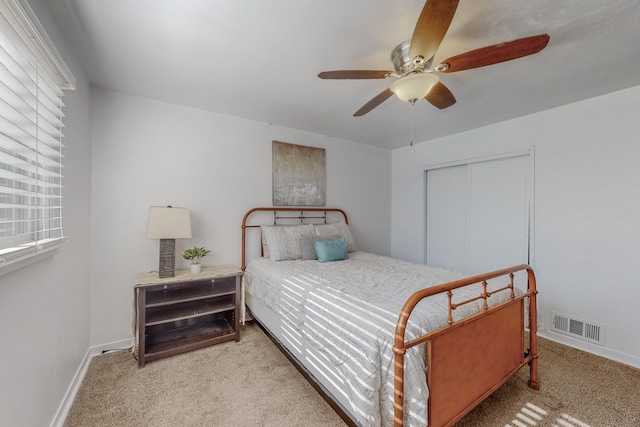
551, 312, 605, 346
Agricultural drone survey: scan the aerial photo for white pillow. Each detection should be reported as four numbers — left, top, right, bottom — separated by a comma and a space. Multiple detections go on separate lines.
261, 231, 270, 259
314, 221, 356, 252
260, 224, 301, 258
260, 224, 315, 261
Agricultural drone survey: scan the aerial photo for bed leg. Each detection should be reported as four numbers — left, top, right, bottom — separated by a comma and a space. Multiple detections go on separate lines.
526, 268, 540, 391
527, 336, 540, 390
528, 355, 540, 390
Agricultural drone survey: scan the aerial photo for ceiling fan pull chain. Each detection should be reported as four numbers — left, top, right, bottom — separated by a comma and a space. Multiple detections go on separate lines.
409, 99, 416, 153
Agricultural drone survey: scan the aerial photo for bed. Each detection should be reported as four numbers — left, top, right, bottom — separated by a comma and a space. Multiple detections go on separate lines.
241, 207, 539, 427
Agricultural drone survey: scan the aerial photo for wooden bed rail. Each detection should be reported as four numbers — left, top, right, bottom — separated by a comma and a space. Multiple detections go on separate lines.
392, 264, 539, 427
241, 207, 348, 271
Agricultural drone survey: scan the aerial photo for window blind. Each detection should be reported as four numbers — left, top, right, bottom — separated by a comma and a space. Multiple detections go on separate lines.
0, 0, 74, 268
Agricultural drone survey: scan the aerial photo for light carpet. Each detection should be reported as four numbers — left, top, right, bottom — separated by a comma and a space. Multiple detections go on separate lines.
64, 322, 640, 426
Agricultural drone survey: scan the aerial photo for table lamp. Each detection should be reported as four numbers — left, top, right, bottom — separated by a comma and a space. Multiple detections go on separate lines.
146, 206, 192, 278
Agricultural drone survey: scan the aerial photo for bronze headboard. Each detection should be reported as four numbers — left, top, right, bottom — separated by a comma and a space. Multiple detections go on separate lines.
241, 207, 348, 270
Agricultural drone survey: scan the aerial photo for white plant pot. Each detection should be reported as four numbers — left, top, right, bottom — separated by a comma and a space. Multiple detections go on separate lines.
190, 264, 201, 274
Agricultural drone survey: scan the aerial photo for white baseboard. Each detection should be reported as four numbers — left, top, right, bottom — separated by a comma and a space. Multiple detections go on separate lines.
89, 338, 133, 355
538, 330, 640, 369
49, 338, 133, 427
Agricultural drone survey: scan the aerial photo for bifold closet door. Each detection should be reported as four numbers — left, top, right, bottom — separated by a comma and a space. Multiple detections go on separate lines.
426, 155, 530, 276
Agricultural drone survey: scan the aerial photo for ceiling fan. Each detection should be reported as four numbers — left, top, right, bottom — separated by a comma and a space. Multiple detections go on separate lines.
318, 0, 550, 116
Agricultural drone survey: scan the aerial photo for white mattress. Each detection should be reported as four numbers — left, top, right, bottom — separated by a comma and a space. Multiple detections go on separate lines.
244, 251, 520, 427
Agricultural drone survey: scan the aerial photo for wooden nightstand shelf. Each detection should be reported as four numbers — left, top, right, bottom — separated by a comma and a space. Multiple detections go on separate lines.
134, 265, 243, 367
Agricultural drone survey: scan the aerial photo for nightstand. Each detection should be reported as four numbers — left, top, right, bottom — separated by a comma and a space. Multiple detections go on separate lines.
133, 264, 243, 367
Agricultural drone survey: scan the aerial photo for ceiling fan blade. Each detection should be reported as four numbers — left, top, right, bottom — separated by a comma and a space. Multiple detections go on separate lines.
426, 81, 456, 109
318, 70, 391, 79
409, 0, 460, 61
354, 88, 394, 116
440, 34, 550, 73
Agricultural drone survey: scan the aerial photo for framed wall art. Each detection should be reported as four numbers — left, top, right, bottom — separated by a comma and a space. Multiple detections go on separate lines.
272, 141, 326, 206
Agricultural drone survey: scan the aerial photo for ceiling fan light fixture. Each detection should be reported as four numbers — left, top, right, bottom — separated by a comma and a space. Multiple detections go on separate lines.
390, 73, 439, 102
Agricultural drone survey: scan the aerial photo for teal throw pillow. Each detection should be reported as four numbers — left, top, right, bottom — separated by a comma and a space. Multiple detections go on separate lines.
314, 237, 348, 263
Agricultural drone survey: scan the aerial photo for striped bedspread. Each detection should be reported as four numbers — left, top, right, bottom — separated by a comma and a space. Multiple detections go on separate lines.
244, 251, 519, 426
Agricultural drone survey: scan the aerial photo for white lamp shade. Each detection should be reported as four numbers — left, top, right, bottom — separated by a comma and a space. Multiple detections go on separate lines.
146, 206, 192, 239
390, 73, 439, 102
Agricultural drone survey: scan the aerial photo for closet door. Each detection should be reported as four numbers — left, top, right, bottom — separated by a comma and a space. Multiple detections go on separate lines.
426, 164, 469, 272
426, 154, 531, 275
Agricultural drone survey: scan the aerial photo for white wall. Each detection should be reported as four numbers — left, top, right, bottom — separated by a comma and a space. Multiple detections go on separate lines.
0, 1, 92, 426
391, 85, 640, 368
89, 88, 391, 346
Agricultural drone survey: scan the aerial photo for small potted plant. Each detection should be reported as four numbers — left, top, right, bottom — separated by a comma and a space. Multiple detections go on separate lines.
182, 246, 211, 274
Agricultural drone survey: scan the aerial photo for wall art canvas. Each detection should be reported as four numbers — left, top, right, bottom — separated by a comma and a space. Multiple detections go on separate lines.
272, 141, 326, 206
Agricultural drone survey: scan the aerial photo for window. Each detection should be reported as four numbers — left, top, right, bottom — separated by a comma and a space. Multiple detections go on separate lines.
0, 0, 74, 271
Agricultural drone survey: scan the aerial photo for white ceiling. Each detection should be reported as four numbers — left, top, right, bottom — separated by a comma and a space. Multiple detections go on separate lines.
48, 0, 640, 149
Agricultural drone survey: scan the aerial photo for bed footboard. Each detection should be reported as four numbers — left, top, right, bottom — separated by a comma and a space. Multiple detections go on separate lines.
392, 265, 539, 427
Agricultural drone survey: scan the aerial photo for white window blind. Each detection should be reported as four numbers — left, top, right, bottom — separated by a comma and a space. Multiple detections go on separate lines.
0, 0, 74, 269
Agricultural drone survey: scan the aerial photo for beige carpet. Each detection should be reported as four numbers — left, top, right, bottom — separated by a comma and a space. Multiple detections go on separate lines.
64, 322, 640, 426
